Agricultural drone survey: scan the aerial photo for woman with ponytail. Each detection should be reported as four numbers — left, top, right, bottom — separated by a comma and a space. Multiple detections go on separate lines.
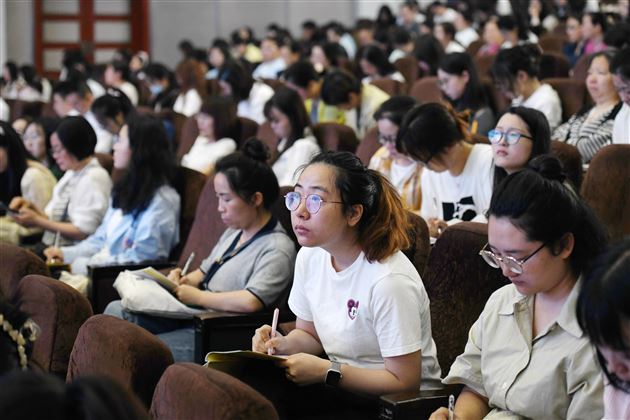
430, 155, 607, 420
252, 151, 442, 415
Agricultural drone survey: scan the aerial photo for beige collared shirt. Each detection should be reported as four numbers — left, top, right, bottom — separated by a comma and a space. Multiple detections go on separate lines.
444, 280, 603, 420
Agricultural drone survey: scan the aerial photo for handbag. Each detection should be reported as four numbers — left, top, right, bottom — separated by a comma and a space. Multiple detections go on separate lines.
113, 270, 206, 319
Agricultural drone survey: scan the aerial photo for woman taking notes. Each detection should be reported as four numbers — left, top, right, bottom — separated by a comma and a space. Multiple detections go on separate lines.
252, 151, 441, 417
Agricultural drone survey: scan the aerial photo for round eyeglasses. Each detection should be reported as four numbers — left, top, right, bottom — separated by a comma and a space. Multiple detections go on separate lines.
284, 191, 343, 214
487, 129, 533, 145
478, 242, 546, 275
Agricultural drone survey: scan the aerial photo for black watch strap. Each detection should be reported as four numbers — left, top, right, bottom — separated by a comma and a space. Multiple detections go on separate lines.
325, 361, 343, 387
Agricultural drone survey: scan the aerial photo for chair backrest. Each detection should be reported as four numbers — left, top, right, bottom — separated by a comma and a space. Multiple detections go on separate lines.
356, 126, 381, 165
474, 53, 497, 78
481, 77, 509, 117
312, 122, 359, 153
571, 52, 593, 82
169, 166, 208, 261
401, 212, 431, 277
422, 222, 509, 374
238, 116, 259, 145
15, 274, 92, 378
0, 243, 49, 300
369, 78, 405, 96
176, 175, 226, 269
67, 314, 174, 408
175, 115, 199, 162
150, 363, 279, 420
539, 53, 570, 79
465, 39, 484, 57
538, 34, 566, 53
581, 144, 630, 243
409, 77, 442, 104
550, 140, 583, 191
94, 152, 114, 174
394, 56, 420, 87
255, 121, 278, 154
171, 112, 189, 151
543, 78, 586, 122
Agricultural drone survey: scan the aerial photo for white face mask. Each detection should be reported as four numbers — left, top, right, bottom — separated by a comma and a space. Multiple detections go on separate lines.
149, 84, 163, 95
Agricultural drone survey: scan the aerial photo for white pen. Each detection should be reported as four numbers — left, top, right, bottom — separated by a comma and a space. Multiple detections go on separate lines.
448, 394, 455, 420
53, 231, 60, 248
181, 252, 195, 276
268, 307, 280, 355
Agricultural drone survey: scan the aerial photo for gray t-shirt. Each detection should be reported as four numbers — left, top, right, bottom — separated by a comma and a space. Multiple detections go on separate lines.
199, 222, 296, 307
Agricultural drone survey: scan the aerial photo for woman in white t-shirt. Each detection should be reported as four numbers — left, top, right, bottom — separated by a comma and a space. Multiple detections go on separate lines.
180, 97, 238, 175
173, 59, 205, 117
252, 151, 441, 416
398, 102, 494, 238
491, 44, 562, 130
264, 87, 321, 186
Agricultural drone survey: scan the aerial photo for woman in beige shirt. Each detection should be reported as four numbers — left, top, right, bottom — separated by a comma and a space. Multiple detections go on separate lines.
430, 155, 607, 420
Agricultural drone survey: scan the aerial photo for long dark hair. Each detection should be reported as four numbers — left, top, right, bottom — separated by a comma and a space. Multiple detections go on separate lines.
111, 115, 176, 215
264, 87, 311, 147
359, 44, 397, 77
489, 155, 608, 278
0, 122, 29, 205
491, 44, 542, 90
306, 151, 411, 262
493, 107, 551, 187
577, 239, 630, 392
439, 52, 487, 112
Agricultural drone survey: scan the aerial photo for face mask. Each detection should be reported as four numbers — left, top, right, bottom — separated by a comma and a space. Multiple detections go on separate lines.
149, 84, 163, 95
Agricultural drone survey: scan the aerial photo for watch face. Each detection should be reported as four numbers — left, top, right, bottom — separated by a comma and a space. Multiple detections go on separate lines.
325, 368, 342, 386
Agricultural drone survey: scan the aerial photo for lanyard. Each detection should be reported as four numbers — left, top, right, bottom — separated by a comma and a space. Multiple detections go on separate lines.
199, 216, 278, 290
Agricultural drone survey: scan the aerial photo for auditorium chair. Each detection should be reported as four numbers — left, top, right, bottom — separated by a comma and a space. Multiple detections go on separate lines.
151, 363, 279, 420
94, 152, 114, 174
394, 56, 421, 87
8, 99, 57, 122
0, 243, 49, 300
581, 144, 630, 243
543, 78, 587, 121
550, 140, 583, 191
465, 39, 484, 57
88, 167, 209, 314
356, 126, 381, 165
539, 52, 570, 79
538, 34, 567, 53
409, 76, 442, 104
474, 53, 497, 78
67, 314, 174, 409
370, 78, 406, 96
14, 274, 92, 378
379, 222, 509, 419
312, 122, 359, 153
570, 53, 593, 81
256, 120, 278, 154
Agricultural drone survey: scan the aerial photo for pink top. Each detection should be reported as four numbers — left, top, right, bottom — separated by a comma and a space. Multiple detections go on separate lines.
603, 382, 630, 419
583, 39, 607, 55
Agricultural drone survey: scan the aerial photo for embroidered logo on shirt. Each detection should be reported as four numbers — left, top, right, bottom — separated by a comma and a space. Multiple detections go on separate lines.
347, 299, 359, 320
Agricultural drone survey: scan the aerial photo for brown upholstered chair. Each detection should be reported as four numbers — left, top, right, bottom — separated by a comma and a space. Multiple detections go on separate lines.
539, 53, 570, 79
544, 78, 587, 121
465, 39, 484, 57
370, 78, 406, 96
312, 122, 359, 153
9, 100, 56, 122
171, 112, 189, 152
379, 222, 509, 419
0, 243, 49, 300
581, 144, 630, 243
238, 116, 259, 144
474, 53, 497, 78
151, 363, 279, 420
394, 56, 420, 87
255, 120, 278, 153
550, 140, 583, 191
356, 126, 381, 165
89, 174, 222, 313
67, 314, 174, 408
175, 115, 199, 162
94, 152, 114, 174
14, 274, 92, 378
570, 53, 593, 82
409, 77, 442, 104
538, 34, 567, 53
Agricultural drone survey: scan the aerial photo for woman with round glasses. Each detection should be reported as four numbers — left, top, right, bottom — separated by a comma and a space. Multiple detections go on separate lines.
368, 96, 423, 214
105, 139, 296, 362
429, 155, 607, 420
489, 106, 550, 188
252, 151, 442, 417
398, 102, 494, 238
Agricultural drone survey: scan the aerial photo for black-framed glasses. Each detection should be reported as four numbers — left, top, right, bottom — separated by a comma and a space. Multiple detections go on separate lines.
487, 129, 533, 145
479, 242, 546, 275
284, 192, 343, 214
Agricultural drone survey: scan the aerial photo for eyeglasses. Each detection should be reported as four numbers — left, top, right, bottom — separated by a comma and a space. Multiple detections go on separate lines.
479, 242, 546, 275
378, 134, 397, 145
284, 191, 343, 214
487, 129, 533, 145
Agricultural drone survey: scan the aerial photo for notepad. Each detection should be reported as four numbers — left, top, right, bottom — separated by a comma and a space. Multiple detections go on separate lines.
205, 350, 288, 364
129, 267, 178, 292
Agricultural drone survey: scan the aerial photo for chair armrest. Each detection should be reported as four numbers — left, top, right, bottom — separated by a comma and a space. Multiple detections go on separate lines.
378, 384, 463, 420
88, 260, 176, 314
193, 309, 295, 364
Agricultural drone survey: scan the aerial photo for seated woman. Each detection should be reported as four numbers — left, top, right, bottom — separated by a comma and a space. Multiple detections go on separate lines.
218, 60, 274, 124
22, 119, 63, 179
577, 239, 630, 419
104, 60, 139, 107
310, 42, 349, 75
398, 102, 494, 238
172, 59, 205, 117
358, 44, 406, 84
180, 96, 238, 175
0, 122, 57, 244
265, 87, 321, 186
429, 155, 606, 420
251, 151, 442, 416
368, 96, 423, 214
438, 52, 495, 136
490, 106, 551, 187
105, 139, 296, 362
553, 51, 622, 164
42, 114, 180, 275
10, 116, 112, 250
491, 44, 562, 130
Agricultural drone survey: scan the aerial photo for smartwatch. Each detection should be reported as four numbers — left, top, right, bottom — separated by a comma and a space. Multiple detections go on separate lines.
325, 361, 343, 387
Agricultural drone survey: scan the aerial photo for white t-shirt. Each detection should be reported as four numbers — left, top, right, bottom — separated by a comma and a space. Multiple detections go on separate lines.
252, 57, 286, 80
420, 143, 494, 225
288, 247, 442, 390
180, 136, 237, 173
272, 135, 320, 186
613, 103, 630, 144
0, 98, 8, 122
84, 111, 114, 154
173, 89, 203, 117
512, 83, 562, 130
119, 81, 139, 106
455, 27, 480, 48
445, 41, 466, 54
238, 81, 274, 125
